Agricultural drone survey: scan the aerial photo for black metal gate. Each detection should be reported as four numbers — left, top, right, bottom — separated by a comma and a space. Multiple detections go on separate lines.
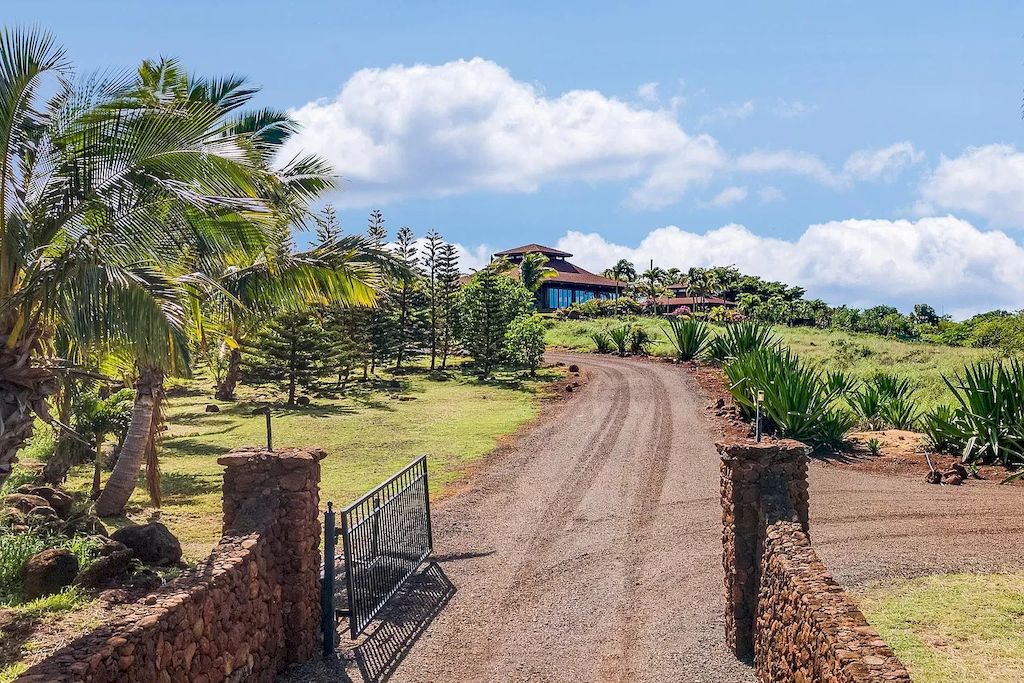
322, 456, 433, 651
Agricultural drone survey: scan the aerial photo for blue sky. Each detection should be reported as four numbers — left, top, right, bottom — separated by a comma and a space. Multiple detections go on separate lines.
12, 2, 1024, 316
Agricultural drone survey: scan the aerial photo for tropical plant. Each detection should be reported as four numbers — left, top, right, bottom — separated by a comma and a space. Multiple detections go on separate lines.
602, 259, 636, 315
706, 322, 780, 363
505, 315, 547, 376
824, 370, 858, 397
849, 383, 885, 430
608, 325, 631, 357
921, 405, 959, 453
665, 318, 711, 361
518, 252, 557, 293
0, 30, 298, 494
628, 325, 653, 356
866, 438, 882, 455
590, 332, 613, 354
878, 396, 920, 430
942, 359, 1024, 468
459, 265, 532, 377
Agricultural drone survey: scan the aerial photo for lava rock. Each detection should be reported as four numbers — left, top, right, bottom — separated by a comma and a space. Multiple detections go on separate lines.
941, 469, 964, 486
296, 396, 310, 406
17, 485, 73, 518
110, 522, 182, 566
5, 493, 50, 514
74, 547, 134, 590
925, 470, 943, 484
61, 513, 109, 538
22, 548, 79, 599
205, 404, 220, 413
568, 364, 580, 373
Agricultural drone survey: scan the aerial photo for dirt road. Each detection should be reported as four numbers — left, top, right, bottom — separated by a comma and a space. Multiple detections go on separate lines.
381, 353, 754, 683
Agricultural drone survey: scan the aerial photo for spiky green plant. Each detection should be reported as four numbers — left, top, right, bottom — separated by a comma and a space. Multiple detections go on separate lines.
850, 383, 885, 429
872, 372, 916, 402
921, 404, 959, 453
824, 369, 858, 397
879, 397, 920, 430
629, 325, 653, 356
706, 322, 780, 363
942, 358, 1024, 468
590, 331, 613, 354
664, 318, 711, 361
608, 325, 630, 357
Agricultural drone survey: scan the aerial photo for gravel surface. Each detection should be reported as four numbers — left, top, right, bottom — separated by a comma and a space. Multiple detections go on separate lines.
282, 352, 1024, 682
324, 352, 756, 682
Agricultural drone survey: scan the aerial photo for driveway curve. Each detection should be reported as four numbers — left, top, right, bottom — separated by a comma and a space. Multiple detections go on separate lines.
384, 353, 754, 683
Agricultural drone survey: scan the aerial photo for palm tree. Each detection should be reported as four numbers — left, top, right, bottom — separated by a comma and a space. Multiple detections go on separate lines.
94, 61, 348, 516
0, 29, 282, 491
602, 259, 636, 315
640, 266, 667, 313
518, 252, 556, 293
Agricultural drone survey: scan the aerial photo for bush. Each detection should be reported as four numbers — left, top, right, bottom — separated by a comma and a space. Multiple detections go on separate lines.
707, 322, 780, 363
879, 396, 920, 430
724, 347, 851, 448
504, 315, 547, 375
941, 358, 1024, 469
590, 332, 613, 354
628, 325, 653, 356
665, 318, 711, 361
849, 373, 919, 430
608, 325, 630, 356
554, 297, 642, 320
0, 534, 99, 603
921, 404, 959, 453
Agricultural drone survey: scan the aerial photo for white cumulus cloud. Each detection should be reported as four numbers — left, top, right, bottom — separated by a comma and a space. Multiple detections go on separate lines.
843, 142, 924, 182
551, 216, 1024, 316
698, 186, 748, 208
920, 144, 1024, 227
735, 143, 923, 189
283, 58, 725, 209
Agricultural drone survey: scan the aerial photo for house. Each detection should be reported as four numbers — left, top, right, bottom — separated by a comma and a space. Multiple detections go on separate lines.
657, 282, 738, 312
492, 244, 622, 312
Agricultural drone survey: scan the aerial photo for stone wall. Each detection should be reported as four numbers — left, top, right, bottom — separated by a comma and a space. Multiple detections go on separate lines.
17, 447, 325, 683
718, 440, 911, 682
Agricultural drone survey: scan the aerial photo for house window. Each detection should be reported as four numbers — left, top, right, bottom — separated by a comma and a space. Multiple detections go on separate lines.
546, 287, 573, 309
577, 290, 595, 303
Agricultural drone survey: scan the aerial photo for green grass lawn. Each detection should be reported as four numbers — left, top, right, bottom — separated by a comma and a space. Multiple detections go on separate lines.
860, 573, 1024, 682
547, 317, 997, 410
64, 364, 558, 559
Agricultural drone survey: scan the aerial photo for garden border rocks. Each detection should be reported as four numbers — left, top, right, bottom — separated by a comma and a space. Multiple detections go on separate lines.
719, 439, 911, 682
16, 446, 325, 683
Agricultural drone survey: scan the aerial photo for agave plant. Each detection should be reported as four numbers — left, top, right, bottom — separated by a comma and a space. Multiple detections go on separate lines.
921, 404, 960, 453
706, 322, 780, 363
665, 318, 711, 361
872, 372, 916, 402
608, 325, 631, 357
591, 331, 613, 354
878, 396, 920, 430
824, 369, 858, 396
849, 383, 885, 430
942, 358, 1024, 468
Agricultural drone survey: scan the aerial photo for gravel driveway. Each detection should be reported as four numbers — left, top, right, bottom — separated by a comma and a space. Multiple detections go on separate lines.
365, 353, 755, 683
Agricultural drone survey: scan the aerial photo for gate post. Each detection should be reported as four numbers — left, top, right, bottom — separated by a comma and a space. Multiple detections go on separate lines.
718, 440, 809, 661
322, 502, 336, 656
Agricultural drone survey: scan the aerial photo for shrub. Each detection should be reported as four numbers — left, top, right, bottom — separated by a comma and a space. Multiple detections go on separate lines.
867, 437, 882, 455
824, 369, 858, 396
628, 325, 653, 356
724, 347, 850, 448
590, 332, 613, 354
504, 314, 547, 375
849, 373, 919, 430
879, 396, 920, 430
921, 404, 959, 453
872, 372, 916, 402
941, 358, 1024, 468
608, 325, 630, 357
665, 318, 711, 361
849, 383, 885, 429
706, 322, 780, 363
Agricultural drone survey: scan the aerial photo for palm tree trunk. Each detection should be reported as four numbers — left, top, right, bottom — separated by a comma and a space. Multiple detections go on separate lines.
95, 367, 164, 517
0, 326, 59, 489
214, 348, 242, 400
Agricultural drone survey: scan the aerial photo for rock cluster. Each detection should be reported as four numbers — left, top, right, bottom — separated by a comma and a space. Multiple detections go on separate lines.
16, 447, 325, 683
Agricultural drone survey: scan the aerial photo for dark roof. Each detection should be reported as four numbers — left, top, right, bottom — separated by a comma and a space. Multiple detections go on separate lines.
493, 243, 572, 258
544, 258, 619, 287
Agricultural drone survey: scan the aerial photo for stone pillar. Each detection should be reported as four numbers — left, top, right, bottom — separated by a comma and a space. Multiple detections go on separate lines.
718, 439, 809, 661
218, 446, 326, 664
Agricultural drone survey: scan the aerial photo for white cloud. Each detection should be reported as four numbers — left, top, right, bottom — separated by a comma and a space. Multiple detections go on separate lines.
843, 142, 924, 182
757, 186, 784, 203
920, 144, 1024, 227
283, 58, 725, 209
698, 186, 748, 208
735, 143, 923, 188
636, 81, 659, 103
552, 216, 1024, 315
773, 100, 816, 118
698, 100, 755, 126
735, 149, 841, 187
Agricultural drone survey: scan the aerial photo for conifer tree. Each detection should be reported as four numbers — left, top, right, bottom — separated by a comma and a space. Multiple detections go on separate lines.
437, 242, 462, 369
245, 312, 329, 405
459, 265, 532, 377
315, 204, 341, 243
423, 229, 444, 369
392, 226, 429, 368
366, 210, 395, 373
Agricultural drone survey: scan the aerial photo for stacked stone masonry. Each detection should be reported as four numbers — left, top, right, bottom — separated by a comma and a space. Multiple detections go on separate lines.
718, 440, 911, 683
17, 446, 326, 683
